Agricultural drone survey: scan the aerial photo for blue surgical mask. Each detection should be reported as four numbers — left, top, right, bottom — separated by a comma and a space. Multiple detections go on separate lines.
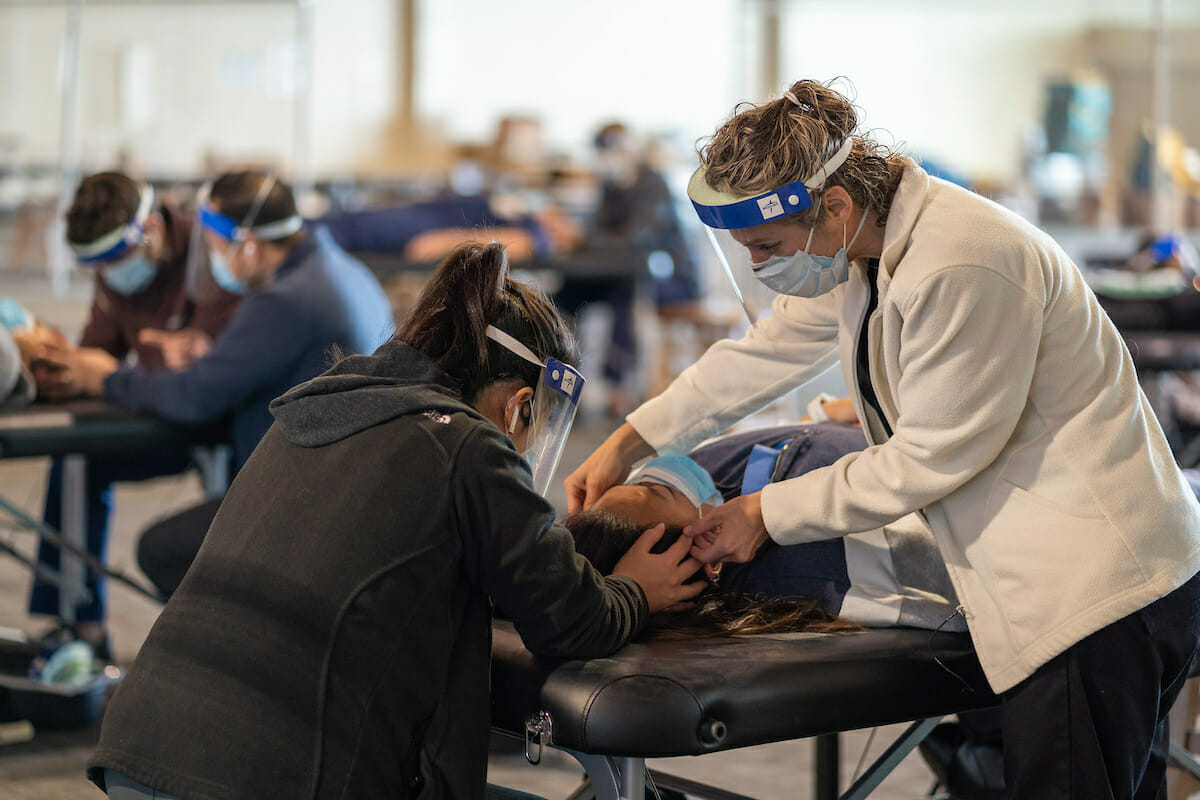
0, 297, 32, 332
100, 256, 158, 295
752, 208, 869, 298
625, 454, 724, 511
209, 250, 247, 295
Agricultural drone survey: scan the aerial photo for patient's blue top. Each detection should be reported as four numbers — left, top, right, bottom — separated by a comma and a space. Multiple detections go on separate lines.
689, 423, 867, 614
104, 226, 394, 468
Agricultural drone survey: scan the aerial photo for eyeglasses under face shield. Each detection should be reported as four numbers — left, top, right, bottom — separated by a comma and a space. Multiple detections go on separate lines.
485, 325, 585, 497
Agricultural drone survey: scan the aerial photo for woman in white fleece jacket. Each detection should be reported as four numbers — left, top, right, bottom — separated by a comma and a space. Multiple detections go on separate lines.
567, 79, 1200, 799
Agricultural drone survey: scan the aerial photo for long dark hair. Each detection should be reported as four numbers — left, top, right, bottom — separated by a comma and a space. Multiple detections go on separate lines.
395, 242, 578, 402
566, 509, 862, 639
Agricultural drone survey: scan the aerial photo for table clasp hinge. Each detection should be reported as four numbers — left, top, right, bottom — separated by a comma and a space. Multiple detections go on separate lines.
524, 711, 553, 765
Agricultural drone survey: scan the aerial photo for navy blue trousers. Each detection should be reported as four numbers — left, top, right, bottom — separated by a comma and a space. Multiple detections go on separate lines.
1002, 570, 1200, 799
29, 451, 193, 623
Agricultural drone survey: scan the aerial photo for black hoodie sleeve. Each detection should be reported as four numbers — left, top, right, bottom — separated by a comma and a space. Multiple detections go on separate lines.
450, 422, 647, 659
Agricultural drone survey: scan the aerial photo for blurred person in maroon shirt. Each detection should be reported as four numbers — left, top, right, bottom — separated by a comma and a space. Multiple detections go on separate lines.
24, 172, 240, 656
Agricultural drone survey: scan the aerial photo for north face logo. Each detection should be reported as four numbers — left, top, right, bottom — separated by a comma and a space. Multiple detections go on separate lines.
757, 194, 784, 220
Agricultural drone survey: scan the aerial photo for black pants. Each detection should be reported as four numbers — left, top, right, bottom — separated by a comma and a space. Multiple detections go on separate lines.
136, 496, 224, 600
1001, 570, 1200, 799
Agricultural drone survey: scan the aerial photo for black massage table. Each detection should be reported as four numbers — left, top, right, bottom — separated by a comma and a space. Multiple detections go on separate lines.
490, 620, 1001, 800
0, 400, 232, 619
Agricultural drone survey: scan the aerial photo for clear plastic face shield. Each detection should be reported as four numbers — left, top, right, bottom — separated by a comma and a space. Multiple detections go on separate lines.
687, 139, 854, 324
187, 175, 305, 294
485, 325, 585, 496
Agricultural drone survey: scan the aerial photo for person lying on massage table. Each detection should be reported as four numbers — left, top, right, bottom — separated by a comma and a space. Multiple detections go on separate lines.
570, 418, 963, 632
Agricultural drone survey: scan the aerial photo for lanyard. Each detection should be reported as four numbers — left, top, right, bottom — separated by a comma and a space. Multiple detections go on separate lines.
856, 259, 893, 439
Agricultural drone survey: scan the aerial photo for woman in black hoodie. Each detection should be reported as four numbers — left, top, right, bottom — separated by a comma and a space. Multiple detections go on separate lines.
88, 242, 703, 800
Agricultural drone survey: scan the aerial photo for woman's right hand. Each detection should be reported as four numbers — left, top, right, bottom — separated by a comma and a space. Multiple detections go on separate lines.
612, 524, 705, 613
565, 422, 655, 513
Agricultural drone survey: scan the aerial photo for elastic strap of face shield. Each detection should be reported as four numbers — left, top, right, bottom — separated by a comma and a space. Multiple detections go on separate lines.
198, 174, 304, 242
485, 325, 542, 433
485, 325, 543, 369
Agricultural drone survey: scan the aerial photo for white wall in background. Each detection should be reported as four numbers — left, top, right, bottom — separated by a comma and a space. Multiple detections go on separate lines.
416, 0, 742, 161
0, 0, 398, 178
2, 1, 1200, 180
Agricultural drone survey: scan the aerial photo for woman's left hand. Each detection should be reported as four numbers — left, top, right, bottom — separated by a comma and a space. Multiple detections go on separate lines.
684, 492, 769, 564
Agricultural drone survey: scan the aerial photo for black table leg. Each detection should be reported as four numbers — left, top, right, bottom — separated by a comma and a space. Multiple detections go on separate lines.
816, 733, 839, 800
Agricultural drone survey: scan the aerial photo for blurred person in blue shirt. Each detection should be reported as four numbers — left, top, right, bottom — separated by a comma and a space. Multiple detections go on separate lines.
32, 170, 394, 643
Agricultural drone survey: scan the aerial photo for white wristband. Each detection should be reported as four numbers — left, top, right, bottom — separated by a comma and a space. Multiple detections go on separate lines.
806, 392, 837, 423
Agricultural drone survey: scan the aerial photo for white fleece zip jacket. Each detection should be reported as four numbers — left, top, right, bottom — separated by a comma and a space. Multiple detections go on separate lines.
628, 166, 1200, 692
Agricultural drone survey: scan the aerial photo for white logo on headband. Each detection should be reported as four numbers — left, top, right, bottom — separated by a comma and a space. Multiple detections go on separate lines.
757, 194, 784, 220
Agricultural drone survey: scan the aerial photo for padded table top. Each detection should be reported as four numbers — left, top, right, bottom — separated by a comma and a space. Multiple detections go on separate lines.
0, 400, 228, 459
491, 620, 999, 758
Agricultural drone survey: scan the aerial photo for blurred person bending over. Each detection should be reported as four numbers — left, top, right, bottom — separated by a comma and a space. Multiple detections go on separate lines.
33, 171, 394, 640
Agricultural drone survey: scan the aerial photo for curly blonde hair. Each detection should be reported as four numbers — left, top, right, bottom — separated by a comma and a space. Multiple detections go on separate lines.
699, 79, 909, 228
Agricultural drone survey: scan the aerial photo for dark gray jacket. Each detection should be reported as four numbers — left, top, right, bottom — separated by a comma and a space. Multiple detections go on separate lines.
89, 341, 647, 799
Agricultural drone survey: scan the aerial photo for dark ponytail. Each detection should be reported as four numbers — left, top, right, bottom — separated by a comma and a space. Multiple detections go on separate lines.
395, 241, 578, 401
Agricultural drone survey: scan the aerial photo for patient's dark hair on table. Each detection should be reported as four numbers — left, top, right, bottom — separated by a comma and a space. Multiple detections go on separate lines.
566, 509, 861, 639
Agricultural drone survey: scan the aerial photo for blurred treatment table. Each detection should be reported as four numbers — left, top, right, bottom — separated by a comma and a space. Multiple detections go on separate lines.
490, 620, 1000, 800
1121, 330, 1200, 460
0, 400, 232, 617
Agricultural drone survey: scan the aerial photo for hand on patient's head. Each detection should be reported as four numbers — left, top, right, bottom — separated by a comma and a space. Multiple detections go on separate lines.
611, 523, 705, 613
566, 509, 705, 613
685, 492, 769, 565
565, 422, 654, 514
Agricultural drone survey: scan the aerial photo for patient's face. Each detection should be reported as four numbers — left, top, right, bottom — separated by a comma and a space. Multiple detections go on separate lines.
592, 482, 705, 530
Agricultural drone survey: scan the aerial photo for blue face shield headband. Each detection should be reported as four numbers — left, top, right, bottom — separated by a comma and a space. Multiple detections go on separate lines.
197, 175, 305, 244
69, 184, 156, 265
686, 137, 857, 322
687, 138, 853, 230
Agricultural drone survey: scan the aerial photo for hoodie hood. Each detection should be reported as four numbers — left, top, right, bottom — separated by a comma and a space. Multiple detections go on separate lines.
270, 340, 483, 447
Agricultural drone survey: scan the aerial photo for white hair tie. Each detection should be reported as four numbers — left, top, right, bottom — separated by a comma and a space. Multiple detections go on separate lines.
783, 90, 801, 106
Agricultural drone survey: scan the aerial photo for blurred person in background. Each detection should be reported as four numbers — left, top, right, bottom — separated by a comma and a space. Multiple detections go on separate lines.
28, 171, 394, 646
554, 122, 701, 416
20, 172, 241, 657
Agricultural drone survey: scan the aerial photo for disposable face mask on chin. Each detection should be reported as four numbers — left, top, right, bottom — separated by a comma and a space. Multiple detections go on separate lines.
101, 256, 158, 295
752, 208, 869, 298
